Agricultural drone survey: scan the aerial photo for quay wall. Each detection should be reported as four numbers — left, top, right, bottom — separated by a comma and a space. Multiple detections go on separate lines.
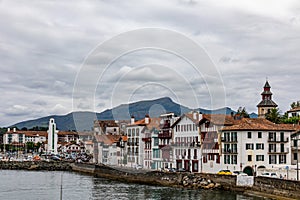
0, 161, 71, 171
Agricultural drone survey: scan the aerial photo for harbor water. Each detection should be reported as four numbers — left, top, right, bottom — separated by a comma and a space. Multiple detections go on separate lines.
0, 170, 265, 200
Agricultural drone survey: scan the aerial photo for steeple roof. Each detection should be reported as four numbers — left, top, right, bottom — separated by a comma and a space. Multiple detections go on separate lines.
257, 80, 278, 108
257, 99, 277, 107
264, 80, 271, 88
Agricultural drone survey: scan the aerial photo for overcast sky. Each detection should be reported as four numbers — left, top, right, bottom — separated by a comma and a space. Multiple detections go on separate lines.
1, 0, 300, 126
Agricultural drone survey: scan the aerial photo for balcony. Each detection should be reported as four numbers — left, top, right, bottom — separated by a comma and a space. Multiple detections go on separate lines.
222, 148, 238, 154
292, 146, 300, 151
268, 137, 289, 143
189, 142, 201, 147
142, 137, 151, 142
268, 148, 289, 154
158, 144, 171, 149
158, 133, 172, 139
221, 137, 237, 143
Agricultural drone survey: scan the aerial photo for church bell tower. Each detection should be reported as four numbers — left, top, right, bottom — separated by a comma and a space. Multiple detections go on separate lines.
257, 80, 278, 118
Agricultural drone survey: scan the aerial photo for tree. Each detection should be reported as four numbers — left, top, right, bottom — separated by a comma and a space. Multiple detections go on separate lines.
265, 108, 281, 124
291, 101, 300, 109
281, 116, 300, 124
236, 107, 250, 118
26, 142, 35, 153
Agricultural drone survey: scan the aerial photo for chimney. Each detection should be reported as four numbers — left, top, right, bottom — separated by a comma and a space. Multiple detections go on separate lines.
7, 128, 10, 132
145, 114, 150, 124
131, 115, 135, 124
193, 111, 198, 120
13, 127, 16, 132
199, 112, 203, 121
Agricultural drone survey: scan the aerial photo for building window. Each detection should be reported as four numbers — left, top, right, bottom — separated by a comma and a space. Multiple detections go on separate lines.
294, 153, 298, 160
279, 155, 286, 164
258, 132, 262, 138
256, 143, 264, 150
256, 155, 264, 161
231, 155, 237, 164
224, 155, 230, 164
246, 143, 254, 150
216, 155, 220, 164
231, 132, 237, 142
136, 128, 139, 136
269, 132, 276, 142
192, 161, 198, 172
18, 134, 23, 143
224, 132, 230, 142
203, 155, 207, 163
248, 155, 252, 162
269, 155, 277, 164
128, 129, 131, 136
247, 132, 252, 139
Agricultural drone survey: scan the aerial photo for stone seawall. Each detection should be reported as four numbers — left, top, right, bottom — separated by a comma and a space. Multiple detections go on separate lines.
0, 161, 71, 171
253, 176, 300, 199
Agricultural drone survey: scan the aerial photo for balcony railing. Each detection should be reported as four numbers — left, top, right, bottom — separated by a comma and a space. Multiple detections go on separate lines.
268, 137, 289, 143
142, 137, 151, 142
222, 148, 238, 154
268, 148, 289, 154
221, 137, 237, 143
158, 133, 172, 139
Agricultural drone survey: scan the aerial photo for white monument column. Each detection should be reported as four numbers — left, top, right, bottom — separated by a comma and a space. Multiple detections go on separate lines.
47, 118, 58, 154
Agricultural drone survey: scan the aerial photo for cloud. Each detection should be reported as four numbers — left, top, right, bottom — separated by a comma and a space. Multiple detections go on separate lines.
0, 0, 300, 126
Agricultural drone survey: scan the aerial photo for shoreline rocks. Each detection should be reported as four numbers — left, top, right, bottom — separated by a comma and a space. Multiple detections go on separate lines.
180, 174, 222, 189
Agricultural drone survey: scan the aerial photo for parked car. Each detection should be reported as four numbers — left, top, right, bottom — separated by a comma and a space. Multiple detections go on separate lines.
134, 164, 142, 170
177, 168, 187, 172
168, 168, 177, 173
233, 171, 248, 176
50, 155, 61, 161
217, 170, 232, 175
259, 172, 278, 178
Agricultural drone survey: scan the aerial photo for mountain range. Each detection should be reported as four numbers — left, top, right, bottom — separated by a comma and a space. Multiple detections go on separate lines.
12, 97, 257, 131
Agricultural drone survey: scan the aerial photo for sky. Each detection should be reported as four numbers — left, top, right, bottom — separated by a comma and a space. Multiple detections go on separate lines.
0, 0, 300, 126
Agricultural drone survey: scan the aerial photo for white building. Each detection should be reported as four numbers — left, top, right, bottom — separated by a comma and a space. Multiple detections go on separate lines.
199, 114, 235, 173
221, 118, 296, 175
3, 128, 47, 145
93, 134, 127, 166
141, 117, 160, 169
125, 116, 148, 168
47, 118, 58, 154
287, 106, 300, 118
172, 112, 201, 172
157, 113, 179, 169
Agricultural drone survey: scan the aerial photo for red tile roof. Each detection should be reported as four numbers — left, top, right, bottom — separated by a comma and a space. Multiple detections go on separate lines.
94, 134, 126, 145
287, 106, 300, 113
145, 118, 161, 130
222, 118, 300, 131
199, 114, 235, 126
6, 130, 47, 137
58, 131, 78, 136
